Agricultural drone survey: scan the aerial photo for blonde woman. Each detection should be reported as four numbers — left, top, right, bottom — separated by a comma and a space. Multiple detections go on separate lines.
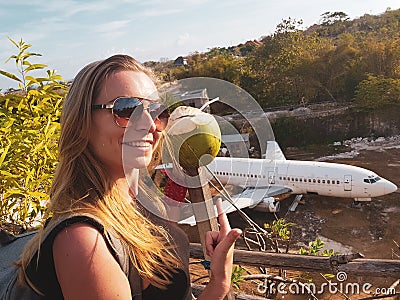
19, 54, 241, 300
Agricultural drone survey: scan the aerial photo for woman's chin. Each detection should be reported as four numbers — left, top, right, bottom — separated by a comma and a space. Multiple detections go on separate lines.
124, 156, 152, 171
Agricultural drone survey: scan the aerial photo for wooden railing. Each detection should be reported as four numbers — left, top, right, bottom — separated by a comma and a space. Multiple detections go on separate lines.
190, 243, 400, 277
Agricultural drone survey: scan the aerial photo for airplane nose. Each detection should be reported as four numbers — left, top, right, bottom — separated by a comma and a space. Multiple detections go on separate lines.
385, 180, 398, 194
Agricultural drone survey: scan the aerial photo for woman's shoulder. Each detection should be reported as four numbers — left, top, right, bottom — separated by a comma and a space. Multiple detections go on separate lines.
53, 221, 105, 256
52, 222, 132, 300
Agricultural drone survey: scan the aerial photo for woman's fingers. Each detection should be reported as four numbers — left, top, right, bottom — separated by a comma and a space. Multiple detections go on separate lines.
205, 231, 219, 256
216, 198, 231, 236
205, 198, 242, 257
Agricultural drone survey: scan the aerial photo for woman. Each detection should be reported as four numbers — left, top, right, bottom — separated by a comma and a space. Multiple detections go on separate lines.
19, 54, 241, 300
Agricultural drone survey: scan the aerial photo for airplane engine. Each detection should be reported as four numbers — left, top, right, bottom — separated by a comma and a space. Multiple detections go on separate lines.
253, 197, 280, 213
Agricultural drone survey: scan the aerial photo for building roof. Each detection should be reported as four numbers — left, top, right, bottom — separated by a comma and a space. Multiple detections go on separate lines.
174, 88, 208, 101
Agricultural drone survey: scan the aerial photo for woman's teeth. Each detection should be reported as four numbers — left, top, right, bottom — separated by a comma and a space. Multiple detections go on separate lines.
124, 141, 151, 147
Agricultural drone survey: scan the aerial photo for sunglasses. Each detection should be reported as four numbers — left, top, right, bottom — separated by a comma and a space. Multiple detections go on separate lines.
91, 97, 169, 130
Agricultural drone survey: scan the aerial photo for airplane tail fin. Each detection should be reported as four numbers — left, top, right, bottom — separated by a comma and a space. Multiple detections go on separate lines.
264, 141, 286, 160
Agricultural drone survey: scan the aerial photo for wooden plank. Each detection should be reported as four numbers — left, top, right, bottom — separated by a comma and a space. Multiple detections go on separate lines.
186, 168, 234, 300
190, 243, 400, 277
186, 167, 218, 258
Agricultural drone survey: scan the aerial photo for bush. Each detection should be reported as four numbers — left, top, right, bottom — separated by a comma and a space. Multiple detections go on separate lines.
0, 38, 67, 232
354, 75, 400, 109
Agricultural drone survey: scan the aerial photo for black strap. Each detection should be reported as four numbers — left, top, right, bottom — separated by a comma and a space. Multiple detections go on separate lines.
129, 261, 142, 300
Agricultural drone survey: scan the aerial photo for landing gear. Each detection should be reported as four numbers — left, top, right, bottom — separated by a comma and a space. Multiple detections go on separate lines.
351, 197, 371, 208
351, 200, 362, 209
289, 195, 304, 212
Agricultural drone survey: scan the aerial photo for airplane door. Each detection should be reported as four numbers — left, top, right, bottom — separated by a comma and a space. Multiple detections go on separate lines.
344, 175, 352, 191
268, 171, 275, 184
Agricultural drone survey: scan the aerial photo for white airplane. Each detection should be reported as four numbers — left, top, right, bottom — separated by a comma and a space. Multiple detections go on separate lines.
176, 141, 398, 225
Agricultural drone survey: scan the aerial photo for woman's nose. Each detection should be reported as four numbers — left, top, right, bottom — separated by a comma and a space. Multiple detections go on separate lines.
134, 107, 157, 132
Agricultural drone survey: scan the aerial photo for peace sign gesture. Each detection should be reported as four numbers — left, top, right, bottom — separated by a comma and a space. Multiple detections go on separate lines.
199, 199, 242, 299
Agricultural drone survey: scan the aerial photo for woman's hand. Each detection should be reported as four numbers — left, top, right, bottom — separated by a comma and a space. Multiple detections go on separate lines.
198, 199, 242, 299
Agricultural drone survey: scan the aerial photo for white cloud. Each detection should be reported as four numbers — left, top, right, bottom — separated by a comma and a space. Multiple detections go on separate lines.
142, 8, 182, 17
94, 20, 131, 34
176, 33, 193, 46
34, 0, 112, 17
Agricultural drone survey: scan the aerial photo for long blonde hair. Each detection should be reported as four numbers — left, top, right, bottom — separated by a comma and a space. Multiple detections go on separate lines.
19, 54, 181, 290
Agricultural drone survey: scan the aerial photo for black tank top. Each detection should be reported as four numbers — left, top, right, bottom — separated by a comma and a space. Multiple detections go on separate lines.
26, 216, 190, 300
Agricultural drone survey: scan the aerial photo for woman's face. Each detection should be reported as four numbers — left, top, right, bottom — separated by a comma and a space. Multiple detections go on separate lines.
89, 70, 160, 179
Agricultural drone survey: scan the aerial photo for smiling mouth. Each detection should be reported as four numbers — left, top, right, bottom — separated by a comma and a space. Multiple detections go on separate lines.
122, 141, 152, 148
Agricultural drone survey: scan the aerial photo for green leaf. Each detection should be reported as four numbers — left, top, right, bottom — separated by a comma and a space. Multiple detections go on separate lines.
0, 170, 19, 178
27, 191, 50, 200
0, 70, 22, 82
25, 63, 47, 72
4, 55, 18, 64
0, 143, 11, 168
21, 52, 42, 60
7, 36, 19, 48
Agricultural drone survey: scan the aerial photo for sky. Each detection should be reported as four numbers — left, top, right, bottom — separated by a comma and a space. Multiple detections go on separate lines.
1, 0, 399, 90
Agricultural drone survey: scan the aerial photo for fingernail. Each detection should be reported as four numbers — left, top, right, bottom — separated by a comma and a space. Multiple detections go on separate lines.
233, 229, 242, 239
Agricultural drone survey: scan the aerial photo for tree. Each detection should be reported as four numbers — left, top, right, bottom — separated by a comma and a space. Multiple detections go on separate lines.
354, 75, 400, 109
247, 18, 332, 107
320, 11, 350, 26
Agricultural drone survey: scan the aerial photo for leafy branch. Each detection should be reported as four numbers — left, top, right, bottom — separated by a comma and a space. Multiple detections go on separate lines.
0, 37, 47, 93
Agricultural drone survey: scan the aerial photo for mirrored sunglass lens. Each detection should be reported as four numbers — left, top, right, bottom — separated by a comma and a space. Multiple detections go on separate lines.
149, 103, 169, 120
113, 97, 142, 118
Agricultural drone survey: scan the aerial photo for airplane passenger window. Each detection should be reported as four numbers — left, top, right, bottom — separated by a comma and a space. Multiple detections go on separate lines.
313, 179, 316, 183
337, 180, 340, 184
317, 179, 321, 183
327, 180, 330, 184
322, 180, 325, 184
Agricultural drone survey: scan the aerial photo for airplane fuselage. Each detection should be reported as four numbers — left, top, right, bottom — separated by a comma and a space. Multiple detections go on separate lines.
208, 157, 397, 200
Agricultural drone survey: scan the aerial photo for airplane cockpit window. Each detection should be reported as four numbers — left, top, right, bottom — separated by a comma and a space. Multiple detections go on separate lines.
364, 176, 382, 184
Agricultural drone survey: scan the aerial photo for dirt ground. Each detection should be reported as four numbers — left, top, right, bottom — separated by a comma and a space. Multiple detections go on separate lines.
183, 144, 400, 299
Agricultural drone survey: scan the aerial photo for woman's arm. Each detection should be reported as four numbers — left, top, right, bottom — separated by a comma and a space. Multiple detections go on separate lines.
53, 223, 132, 300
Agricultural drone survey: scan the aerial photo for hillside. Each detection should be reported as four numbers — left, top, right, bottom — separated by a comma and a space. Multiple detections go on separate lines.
149, 9, 400, 110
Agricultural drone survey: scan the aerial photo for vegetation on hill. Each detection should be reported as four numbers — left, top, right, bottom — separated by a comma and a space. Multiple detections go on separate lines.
148, 8, 400, 110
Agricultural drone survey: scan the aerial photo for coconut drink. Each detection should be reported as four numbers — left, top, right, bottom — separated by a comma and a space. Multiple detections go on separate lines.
163, 106, 221, 170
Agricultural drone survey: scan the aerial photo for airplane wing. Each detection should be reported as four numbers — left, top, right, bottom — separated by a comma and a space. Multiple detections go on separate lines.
178, 185, 292, 226
155, 163, 173, 170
